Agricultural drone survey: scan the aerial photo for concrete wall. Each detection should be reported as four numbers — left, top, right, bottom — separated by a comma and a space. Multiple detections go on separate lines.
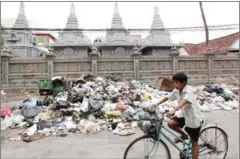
10, 46, 41, 58
1, 53, 239, 89
100, 47, 133, 57
53, 47, 88, 57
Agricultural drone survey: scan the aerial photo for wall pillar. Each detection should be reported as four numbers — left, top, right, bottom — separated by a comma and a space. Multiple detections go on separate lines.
205, 52, 215, 83
45, 52, 56, 80
169, 47, 180, 74
131, 50, 141, 81
1, 47, 12, 86
1, 54, 11, 86
89, 52, 99, 76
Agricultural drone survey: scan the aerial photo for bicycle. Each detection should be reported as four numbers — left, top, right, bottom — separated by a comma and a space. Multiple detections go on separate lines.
123, 109, 228, 159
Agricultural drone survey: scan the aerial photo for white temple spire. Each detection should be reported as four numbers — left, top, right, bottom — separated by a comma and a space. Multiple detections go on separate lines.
13, 2, 29, 28
65, 2, 79, 29
111, 2, 124, 29
70, 2, 75, 15
151, 5, 164, 31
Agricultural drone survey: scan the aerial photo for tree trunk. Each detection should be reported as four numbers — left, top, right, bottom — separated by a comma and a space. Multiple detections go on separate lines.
199, 2, 210, 48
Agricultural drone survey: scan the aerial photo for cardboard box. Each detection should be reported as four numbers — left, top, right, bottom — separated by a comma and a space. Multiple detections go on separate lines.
157, 77, 174, 92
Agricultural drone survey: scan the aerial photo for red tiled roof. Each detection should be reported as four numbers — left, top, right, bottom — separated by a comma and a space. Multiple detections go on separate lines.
184, 32, 239, 55
33, 33, 56, 42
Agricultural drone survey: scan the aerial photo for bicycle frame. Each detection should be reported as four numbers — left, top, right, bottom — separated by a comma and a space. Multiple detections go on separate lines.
126, 110, 226, 159
154, 119, 212, 157
157, 124, 191, 157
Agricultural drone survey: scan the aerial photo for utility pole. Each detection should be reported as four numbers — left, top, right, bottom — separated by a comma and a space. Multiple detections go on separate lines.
199, 1, 213, 84
0, 25, 4, 107
199, 1, 211, 50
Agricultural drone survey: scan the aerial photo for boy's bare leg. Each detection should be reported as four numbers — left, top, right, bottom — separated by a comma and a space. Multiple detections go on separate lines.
168, 119, 188, 138
192, 141, 199, 159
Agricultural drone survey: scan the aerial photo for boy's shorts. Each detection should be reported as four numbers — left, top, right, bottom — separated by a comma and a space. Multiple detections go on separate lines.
172, 117, 201, 142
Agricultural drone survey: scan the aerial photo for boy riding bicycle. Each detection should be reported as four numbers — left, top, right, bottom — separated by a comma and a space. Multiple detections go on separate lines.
153, 72, 203, 159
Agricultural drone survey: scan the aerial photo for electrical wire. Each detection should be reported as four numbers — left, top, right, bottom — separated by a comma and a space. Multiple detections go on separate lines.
1, 23, 239, 32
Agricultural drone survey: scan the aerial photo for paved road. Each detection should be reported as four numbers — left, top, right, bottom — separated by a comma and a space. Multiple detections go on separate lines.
1, 99, 239, 159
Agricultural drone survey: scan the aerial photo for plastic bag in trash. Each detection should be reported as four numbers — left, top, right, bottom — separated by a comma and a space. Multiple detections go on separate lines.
40, 96, 51, 106
78, 119, 88, 131
40, 128, 52, 137
56, 100, 70, 109
72, 87, 87, 95
225, 101, 238, 109
113, 123, 135, 136
63, 120, 77, 130
133, 101, 141, 107
122, 110, 134, 122
102, 102, 112, 112
219, 92, 232, 101
83, 74, 95, 81
88, 114, 96, 122
88, 99, 103, 112
24, 124, 37, 136
117, 101, 127, 110
217, 103, 232, 111
72, 111, 81, 122
135, 94, 142, 101
105, 111, 122, 118
198, 103, 211, 112
68, 93, 84, 104
80, 97, 89, 113
96, 77, 104, 82
212, 96, 225, 103
21, 98, 37, 108
1, 109, 12, 118
92, 110, 104, 119
125, 106, 135, 114
131, 80, 141, 89
37, 120, 54, 130
21, 106, 44, 118
138, 101, 151, 108
133, 110, 150, 120
12, 115, 24, 125
1, 116, 13, 130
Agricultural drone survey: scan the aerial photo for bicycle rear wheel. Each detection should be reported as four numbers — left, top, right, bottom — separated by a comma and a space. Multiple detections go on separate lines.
199, 126, 228, 159
123, 135, 171, 159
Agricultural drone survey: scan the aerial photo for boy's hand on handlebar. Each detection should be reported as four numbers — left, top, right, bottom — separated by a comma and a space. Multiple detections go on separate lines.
167, 109, 176, 117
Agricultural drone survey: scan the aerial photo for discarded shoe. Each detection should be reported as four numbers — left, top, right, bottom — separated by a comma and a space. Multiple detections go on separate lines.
22, 132, 43, 142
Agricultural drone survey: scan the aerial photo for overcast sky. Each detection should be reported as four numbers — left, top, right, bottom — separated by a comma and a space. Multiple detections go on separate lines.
1, 1, 239, 44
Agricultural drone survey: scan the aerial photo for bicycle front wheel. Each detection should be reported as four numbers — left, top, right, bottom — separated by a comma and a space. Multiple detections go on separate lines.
199, 126, 228, 159
123, 135, 171, 159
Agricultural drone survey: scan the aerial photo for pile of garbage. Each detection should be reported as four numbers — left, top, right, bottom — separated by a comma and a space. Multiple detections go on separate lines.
1, 75, 239, 142
195, 84, 239, 112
